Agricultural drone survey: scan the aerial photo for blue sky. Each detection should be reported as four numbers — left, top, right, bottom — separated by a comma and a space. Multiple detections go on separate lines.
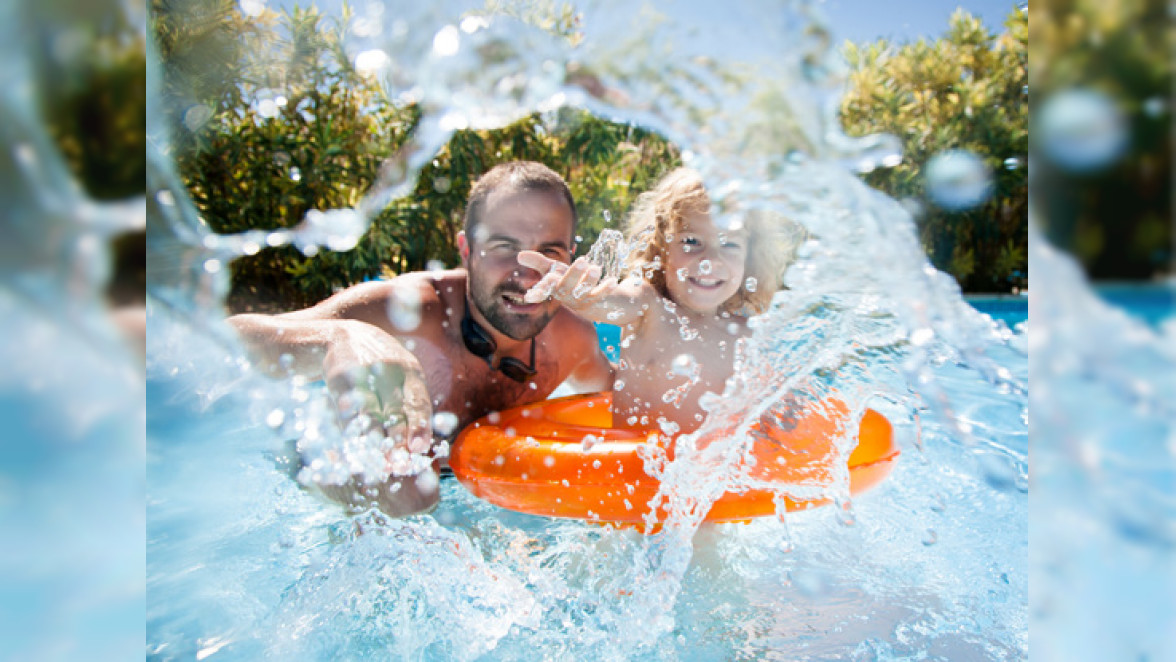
817, 0, 1021, 45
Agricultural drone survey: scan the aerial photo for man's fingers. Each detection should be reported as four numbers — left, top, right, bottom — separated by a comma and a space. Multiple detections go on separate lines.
400, 371, 434, 454
553, 258, 597, 300
517, 250, 556, 272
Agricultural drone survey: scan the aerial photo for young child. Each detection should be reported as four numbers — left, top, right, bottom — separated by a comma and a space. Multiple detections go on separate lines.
519, 168, 788, 434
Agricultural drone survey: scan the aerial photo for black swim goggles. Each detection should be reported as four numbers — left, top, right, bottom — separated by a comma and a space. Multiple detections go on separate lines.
460, 306, 537, 383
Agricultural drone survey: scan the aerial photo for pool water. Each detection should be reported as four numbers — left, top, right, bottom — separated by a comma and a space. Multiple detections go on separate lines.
0, 0, 1158, 657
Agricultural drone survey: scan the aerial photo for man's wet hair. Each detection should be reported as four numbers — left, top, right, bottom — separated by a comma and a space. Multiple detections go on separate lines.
463, 161, 578, 241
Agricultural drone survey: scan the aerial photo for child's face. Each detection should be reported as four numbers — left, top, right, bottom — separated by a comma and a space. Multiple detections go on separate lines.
663, 210, 747, 315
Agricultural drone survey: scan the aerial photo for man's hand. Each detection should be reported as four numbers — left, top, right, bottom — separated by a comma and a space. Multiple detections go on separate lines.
315, 321, 440, 516
323, 333, 432, 454
519, 251, 610, 309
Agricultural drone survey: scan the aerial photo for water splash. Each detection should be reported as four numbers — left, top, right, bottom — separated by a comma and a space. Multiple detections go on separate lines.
115, 0, 1114, 658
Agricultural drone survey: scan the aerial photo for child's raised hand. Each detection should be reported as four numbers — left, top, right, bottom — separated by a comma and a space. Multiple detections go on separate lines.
518, 251, 605, 307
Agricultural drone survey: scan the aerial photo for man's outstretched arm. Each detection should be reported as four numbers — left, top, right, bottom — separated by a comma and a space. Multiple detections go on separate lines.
227, 293, 439, 517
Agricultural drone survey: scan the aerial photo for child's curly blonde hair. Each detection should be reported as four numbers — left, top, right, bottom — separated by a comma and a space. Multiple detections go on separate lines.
623, 168, 795, 315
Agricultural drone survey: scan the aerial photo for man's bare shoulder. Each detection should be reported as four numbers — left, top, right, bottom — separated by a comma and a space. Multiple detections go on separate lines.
286, 271, 465, 327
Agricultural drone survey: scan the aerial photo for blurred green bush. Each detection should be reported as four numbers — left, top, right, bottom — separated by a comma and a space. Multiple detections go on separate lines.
840, 8, 1029, 292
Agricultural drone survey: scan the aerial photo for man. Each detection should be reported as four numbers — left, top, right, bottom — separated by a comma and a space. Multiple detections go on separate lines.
228, 161, 614, 516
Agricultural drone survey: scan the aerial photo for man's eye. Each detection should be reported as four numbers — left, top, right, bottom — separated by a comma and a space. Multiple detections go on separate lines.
682, 237, 701, 246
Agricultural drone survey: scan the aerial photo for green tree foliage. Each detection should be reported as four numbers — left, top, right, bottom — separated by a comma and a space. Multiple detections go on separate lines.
1029, 0, 1171, 280
37, 8, 146, 304
840, 9, 1029, 292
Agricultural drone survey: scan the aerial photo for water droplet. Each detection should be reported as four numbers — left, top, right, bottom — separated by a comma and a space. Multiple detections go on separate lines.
543, 456, 556, 467
743, 277, 757, 292
675, 268, 689, 282
910, 328, 934, 346
387, 286, 423, 331
922, 528, 938, 546
354, 49, 390, 77
924, 150, 993, 211
671, 354, 697, 376
431, 411, 460, 436
1143, 96, 1166, 118
581, 434, 599, 450
433, 24, 460, 56
602, 210, 612, 222
432, 176, 452, 193
239, 0, 265, 17
265, 409, 285, 428
698, 259, 712, 275
256, 98, 279, 119
288, 167, 302, 182
1003, 157, 1022, 170
203, 258, 222, 274
1038, 88, 1128, 172
183, 104, 213, 131
614, 379, 625, 391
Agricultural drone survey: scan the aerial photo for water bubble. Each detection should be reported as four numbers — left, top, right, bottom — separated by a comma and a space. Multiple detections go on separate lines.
743, 277, 757, 292
602, 210, 612, 222
182, 104, 213, 131
614, 379, 625, 391
1002, 157, 1022, 170
671, 354, 697, 377
432, 176, 452, 193
288, 167, 302, 182
431, 411, 460, 436
256, 98, 279, 119
203, 259, 222, 274
676, 268, 689, 282
296, 208, 368, 253
543, 456, 556, 467
354, 49, 390, 77
387, 286, 423, 331
239, 0, 265, 17
658, 419, 680, 436
922, 528, 938, 546
265, 409, 286, 429
433, 24, 461, 56
415, 470, 439, 494
581, 434, 600, 450
426, 259, 446, 273
924, 149, 994, 211
698, 259, 712, 275
1037, 88, 1128, 172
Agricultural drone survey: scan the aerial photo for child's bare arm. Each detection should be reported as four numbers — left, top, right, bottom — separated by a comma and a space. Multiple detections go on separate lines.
518, 251, 653, 326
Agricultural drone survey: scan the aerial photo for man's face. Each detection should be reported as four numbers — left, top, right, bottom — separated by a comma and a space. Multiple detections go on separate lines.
463, 188, 575, 340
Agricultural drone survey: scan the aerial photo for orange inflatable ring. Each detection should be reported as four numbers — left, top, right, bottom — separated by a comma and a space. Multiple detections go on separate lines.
450, 392, 899, 525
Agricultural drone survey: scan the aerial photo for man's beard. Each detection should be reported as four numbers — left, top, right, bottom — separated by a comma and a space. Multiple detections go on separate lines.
468, 271, 555, 341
